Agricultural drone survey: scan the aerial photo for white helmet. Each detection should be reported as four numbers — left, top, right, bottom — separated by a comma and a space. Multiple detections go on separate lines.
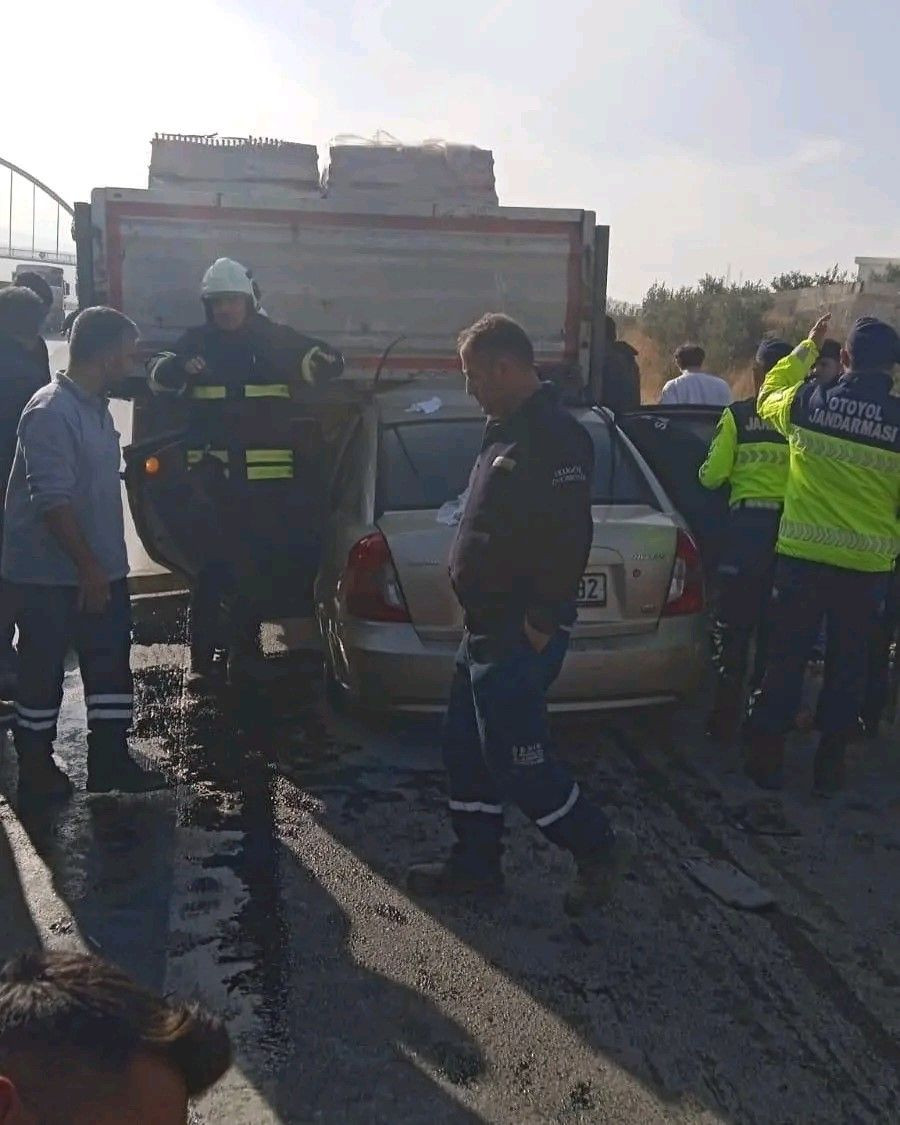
200, 257, 256, 304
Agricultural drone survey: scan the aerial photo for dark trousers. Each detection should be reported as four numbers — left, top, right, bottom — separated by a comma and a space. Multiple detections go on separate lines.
12, 580, 133, 760
712, 507, 780, 694
443, 628, 614, 876
188, 477, 323, 664
748, 558, 888, 739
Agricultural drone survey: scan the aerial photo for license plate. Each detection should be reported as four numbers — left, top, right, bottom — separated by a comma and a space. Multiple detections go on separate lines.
577, 573, 607, 606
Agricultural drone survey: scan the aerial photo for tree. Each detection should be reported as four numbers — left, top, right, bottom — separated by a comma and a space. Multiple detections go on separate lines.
770, 264, 851, 290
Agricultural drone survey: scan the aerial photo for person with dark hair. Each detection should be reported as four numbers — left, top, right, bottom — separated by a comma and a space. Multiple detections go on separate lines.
3, 307, 167, 801
745, 314, 899, 794
147, 257, 344, 686
698, 337, 792, 742
407, 313, 634, 915
0, 950, 231, 1123
600, 314, 641, 413
0, 289, 51, 698
811, 337, 842, 386
12, 274, 53, 382
659, 343, 732, 406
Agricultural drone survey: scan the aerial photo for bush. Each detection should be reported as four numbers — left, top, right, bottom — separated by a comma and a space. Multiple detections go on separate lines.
771, 264, 851, 290
638, 275, 772, 375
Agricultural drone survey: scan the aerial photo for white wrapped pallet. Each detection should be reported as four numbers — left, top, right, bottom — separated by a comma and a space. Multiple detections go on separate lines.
149, 134, 321, 198
323, 133, 498, 207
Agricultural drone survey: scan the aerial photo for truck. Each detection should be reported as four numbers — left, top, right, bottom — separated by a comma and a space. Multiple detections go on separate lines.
72, 135, 614, 625
12, 262, 68, 333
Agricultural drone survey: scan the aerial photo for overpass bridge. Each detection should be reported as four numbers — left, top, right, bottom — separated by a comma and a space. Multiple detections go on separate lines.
0, 155, 75, 266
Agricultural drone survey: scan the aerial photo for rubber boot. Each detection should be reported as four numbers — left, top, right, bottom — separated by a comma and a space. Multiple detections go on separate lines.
743, 731, 785, 790
16, 747, 73, 805
86, 738, 168, 794
564, 829, 636, 917
813, 734, 847, 797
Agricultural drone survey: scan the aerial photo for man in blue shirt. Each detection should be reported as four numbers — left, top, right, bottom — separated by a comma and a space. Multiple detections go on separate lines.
3, 307, 166, 802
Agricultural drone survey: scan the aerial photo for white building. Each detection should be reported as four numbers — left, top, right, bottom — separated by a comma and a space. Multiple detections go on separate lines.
855, 256, 900, 284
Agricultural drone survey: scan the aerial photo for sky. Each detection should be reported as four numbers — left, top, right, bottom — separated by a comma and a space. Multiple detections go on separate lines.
4, 0, 899, 300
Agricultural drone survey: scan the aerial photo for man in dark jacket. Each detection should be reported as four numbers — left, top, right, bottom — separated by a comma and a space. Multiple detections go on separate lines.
601, 315, 641, 413
0, 287, 51, 696
13, 272, 54, 381
408, 314, 633, 916
147, 258, 344, 685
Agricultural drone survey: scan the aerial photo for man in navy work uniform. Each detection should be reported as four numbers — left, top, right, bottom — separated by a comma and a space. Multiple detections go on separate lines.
3, 307, 167, 802
0, 288, 50, 698
745, 315, 900, 794
408, 314, 633, 915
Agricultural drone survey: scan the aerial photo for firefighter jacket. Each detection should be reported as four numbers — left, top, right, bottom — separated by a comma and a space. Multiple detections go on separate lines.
146, 314, 343, 484
698, 397, 788, 507
758, 340, 900, 573
449, 383, 594, 636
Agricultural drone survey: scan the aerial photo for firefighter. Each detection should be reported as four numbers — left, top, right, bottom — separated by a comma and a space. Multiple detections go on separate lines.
699, 338, 791, 742
147, 258, 344, 685
407, 314, 633, 916
744, 315, 900, 794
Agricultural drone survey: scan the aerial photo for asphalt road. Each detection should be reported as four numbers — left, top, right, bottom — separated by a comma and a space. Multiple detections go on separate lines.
1, 613, 897, 1124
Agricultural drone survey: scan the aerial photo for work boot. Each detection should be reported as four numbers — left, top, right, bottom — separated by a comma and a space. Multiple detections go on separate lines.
407, 853, 504, 898
564, 829, 636, 917
16, 751, 73, 804
705, 680, 743, 744
743, 731, 785, 791
87, 750, 169, 795
812, 735, 847, 797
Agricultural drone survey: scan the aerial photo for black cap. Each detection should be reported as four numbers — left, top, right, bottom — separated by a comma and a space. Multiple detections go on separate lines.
755, 338, 792, 373
817, 338, 841, 362
846, 317, 900, 370
14, 272, 53, 309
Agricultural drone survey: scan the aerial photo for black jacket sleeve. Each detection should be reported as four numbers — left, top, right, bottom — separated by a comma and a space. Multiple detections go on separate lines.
146, 329, 204, 394
268, 323, 344, 387
524, 420, 595, 634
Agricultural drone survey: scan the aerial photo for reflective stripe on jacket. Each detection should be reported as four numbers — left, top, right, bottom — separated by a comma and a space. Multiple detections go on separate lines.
699, 397, 789, 505
757, 340, 900, 573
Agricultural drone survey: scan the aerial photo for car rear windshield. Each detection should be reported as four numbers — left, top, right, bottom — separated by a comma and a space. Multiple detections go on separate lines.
378, 417, 656, 512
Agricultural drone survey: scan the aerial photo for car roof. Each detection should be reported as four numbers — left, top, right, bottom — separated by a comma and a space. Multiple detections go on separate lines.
374, 381, 483, 425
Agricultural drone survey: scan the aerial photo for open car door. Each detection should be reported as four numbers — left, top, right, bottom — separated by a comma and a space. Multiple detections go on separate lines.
616, 405, 730, 573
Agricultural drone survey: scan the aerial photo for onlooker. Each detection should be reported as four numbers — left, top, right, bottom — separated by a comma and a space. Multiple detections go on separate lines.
0, 950, 231, 1124
3, 307, 167, 801
600, 315, 641, 413
659, 343, 732, 406
12, 273, 53, 381
811, 337, 842, 386
0, 289, 51, 699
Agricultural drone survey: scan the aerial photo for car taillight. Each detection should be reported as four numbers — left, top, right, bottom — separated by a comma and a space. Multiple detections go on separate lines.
343, 532, 411, 623
663, 528, 704, 616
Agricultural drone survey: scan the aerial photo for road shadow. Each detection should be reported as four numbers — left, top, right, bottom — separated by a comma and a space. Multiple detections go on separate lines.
0, 777, 41, 963
257, 655, 900, 1124
157, 677, 485, 1124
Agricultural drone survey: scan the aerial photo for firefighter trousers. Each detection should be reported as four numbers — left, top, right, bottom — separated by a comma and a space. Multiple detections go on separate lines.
747, 558, 888, 739
12, 580, 133, 762
443, 628, 614, 877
